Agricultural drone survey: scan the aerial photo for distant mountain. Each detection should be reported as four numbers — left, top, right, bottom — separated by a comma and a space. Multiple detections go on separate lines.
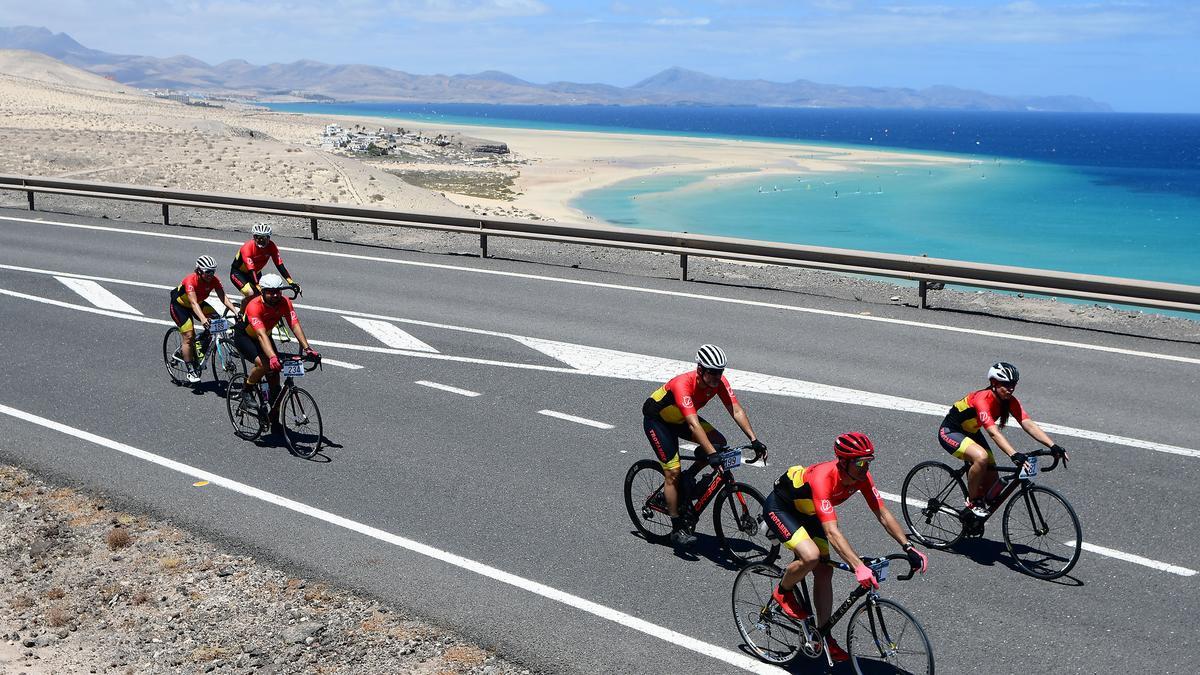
0, 26, 1112, 112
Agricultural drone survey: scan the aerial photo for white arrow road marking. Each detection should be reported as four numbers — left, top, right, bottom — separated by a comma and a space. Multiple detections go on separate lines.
0, 403, 782, 674
416, 381, 480, 397
537, 410, 615, 429
55, 276, 142, 314
344, 316, 439, 352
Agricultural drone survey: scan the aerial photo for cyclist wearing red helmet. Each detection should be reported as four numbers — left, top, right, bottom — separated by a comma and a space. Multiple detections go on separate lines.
763, 432, 927, 663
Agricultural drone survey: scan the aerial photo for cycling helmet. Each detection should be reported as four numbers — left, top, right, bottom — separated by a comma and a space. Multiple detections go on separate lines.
195, 255, 217, 272
696, 344, 727, 370
258, 273, 288, 290
251, 222, 273, 237
987, 362, 1020, 385
834, 432, 875, 460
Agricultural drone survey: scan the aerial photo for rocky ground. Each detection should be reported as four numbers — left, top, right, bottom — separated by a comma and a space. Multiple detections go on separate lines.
0, 465, 531, 675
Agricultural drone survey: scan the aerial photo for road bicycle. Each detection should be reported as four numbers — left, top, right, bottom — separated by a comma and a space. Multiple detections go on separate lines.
162, 313, 243, 389
900, 447, 1081, 579
624, 444, 779, 565
732, 553, 932, 673
225, 353, 324, 458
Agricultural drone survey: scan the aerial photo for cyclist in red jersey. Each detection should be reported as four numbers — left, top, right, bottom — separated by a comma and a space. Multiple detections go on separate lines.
231, 274, 319, 430
764, 433, 927, 663
642, 344, 766, 547
168, 255, 240, 383
939, 362, 1068, 517
229, 223, 299, 298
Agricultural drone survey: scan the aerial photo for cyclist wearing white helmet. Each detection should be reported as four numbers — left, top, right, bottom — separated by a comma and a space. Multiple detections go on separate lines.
168, 255, 240, 383
231, 273, 320, 430
229, 222, 299, 298
642, 344, 766, 547
938, 362, 1067, 517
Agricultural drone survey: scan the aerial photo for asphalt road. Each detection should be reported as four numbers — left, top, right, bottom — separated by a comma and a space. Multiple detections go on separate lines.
1, 207, 1197, 674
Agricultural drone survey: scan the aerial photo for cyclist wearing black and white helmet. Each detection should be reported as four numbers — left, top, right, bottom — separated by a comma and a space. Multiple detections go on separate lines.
169, 255, 240, 383
229, 222, 299, 298
642, 344, 766, 547
938, 362, 1068, 517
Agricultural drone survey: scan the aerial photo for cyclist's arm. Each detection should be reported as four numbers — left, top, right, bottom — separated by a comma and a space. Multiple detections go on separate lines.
683, 413, 720, 456
290, 322, 312, 352
726, 401, 759, 444
1018, 418, 1056, 449
215, 287, 239, 316
254, 330, 277, 362
983, 423, 1021, 460
820, 518, 865, 570
873, 504, 914, 549
275, 262, 295, 285
185, 289, 209, 325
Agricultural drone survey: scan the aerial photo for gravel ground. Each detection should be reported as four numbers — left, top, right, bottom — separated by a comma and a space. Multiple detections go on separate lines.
0, 465, 532, 675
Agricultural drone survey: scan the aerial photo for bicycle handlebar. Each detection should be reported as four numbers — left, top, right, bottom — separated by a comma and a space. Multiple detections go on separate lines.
681, 443, 765, 467
826, 553, 920, 582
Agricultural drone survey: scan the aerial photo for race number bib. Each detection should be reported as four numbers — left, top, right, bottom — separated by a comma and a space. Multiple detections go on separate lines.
1018, 456, 1039, 479
719, 448, 743, 469
208, 318, 230, 333
280, 360, 305, 377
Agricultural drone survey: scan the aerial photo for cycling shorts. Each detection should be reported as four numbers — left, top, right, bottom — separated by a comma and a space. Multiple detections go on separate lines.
229, 266, 256, 296
764, 492, 829, 556
233, 322, 277, 366
168, 298, 216, 333
938, 426, 995, 466
642, 414, 726, 471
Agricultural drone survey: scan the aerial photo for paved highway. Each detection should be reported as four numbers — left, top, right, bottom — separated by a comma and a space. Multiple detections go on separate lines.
1, 207, 1197, 673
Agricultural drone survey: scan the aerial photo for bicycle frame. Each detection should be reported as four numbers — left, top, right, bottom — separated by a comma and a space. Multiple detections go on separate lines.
654, 445, 759, 524
952, 448, 1064, 526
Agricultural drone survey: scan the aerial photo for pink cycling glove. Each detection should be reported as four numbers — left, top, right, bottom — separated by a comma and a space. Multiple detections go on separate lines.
854, 564, 879, 590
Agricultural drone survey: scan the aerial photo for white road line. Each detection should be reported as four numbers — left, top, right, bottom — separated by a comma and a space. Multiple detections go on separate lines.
537, 410, 615, 429
4, 216, 1197, 366
343, 316, 438, 352
320, 358, 363, 370
0, 403, 780, 674
415, 380, 480, 397
54, 276, 142, 314
874, 490, 1195, 577
2, 282, 1196, 458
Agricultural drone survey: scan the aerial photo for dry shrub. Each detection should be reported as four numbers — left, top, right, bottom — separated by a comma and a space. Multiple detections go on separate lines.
160, 557, 182, 570
130, 591, 151, 606
44, 605, 72, 627
191, 645, 230, 662
443, 645, 488, 667
8, 594, 34, 609
360, 611, 388, 633
106, 527, 132, 550
303, 583, 328, 603
45, 587, 66, 600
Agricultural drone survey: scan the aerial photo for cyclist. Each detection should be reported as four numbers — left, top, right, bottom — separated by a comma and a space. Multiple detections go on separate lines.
229, 223, 299, 299
231, 273, 320, 431
939, 362, 1068, 518
642, 344, 766, 547
168, 255, 240, 383
764, 432, 928, 663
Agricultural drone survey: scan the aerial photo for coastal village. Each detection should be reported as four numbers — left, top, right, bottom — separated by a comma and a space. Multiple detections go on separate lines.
316, 122, 510, 163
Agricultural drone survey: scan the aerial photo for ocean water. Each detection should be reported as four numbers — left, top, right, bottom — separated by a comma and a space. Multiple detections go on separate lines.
267, 102, 1200, 287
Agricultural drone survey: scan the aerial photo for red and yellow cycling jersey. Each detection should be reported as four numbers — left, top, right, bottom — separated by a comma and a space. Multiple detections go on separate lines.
242, 295, 299, 337
771, 460, 884, 523
232, 239, 284, 273
642, 370, 738, 424
171, 272, 223, 306
943, 388, 1029, 434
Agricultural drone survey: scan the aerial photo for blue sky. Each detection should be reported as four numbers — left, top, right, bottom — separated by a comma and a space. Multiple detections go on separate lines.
3, 1, 1198, 112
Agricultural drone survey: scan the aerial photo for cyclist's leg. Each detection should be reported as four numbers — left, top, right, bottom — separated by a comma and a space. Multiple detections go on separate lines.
765, 495, 822, 617
940, 427, 994, 502
234, 328, 266, 388
230, 266, 257, 301
644, 416, 683, 516
170, 301, 198, 365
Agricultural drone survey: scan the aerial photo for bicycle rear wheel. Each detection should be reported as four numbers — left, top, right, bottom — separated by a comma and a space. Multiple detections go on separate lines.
713, 482, 779, 566
225, 374, 265, 441
846, 597, 933, 675
901, 461, 968, 549
1002, 484, 1082, 580
732, 563, 804, 665
281, 386, 324, 459
162, 328, 189, 385
623, 460, 673, 544
209, 335, 240, 390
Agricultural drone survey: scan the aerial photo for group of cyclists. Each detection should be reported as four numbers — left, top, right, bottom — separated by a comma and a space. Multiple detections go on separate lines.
642, 344, 1068, 662
167, 223, 319, 433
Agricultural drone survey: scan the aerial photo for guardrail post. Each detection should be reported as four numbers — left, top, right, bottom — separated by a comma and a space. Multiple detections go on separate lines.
162, 203, 170, 226
26, 190, 35, 211
919, 280, 928, 309
479, 221, 488, 258
309, 217, 319, 240
680, 253, 689, 281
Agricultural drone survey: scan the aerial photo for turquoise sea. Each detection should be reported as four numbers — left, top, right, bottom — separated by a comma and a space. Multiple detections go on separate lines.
267, 103, 1200, 291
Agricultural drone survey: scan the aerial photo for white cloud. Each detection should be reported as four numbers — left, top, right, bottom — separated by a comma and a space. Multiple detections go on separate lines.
651, 17, 712, 26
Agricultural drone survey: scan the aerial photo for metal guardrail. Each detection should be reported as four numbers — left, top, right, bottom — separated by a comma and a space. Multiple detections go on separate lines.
3, 173, 1199, 314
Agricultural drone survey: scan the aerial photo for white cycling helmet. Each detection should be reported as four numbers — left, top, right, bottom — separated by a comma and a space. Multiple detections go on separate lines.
696, 344, 728, 370
258, 273, 288, 290
195, 255, 217, 272
987, 361, 1020, 385
251, 222, 273, 237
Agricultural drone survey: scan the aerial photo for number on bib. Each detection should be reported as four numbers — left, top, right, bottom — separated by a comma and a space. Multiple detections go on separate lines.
1018, 456, 1039, 479
280, 360, 305, 377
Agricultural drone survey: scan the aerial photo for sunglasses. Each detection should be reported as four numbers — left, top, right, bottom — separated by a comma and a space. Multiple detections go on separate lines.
198, 269, 215, 276
254, 235, 271, 243
699, 367, 724, 377
850, 458, 873, 469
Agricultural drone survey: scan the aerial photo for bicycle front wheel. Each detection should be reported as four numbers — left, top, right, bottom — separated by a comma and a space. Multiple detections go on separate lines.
732, 563, 803, 665
901, 461, 968, 549
162, 328, 189, 385
846, 597, 934, 675
713, 482, 779, 566
225, 374, 264, 441
281, 386, 324, 459
1002, 484, 1082, 580
623, 460, 672, 544
209, 335, 239, 390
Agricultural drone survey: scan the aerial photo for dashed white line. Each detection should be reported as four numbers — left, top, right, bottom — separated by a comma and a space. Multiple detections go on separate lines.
320, 358, 363, 370
537, 410, 615, 429
344, 316, 438, 352
55, 276, 143, 314
0, 403, 780, 674
415, 380, 480, 397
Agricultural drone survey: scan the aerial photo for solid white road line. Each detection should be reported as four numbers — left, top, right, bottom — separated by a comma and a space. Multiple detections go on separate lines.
344, 316, 439, 352
4, 215, 1198, 366
415, 381, 481, 397
537, 410, 615, 430
320, 358, 363, 370
0, 403, 780, 674
54, 276, 143, 314
874, 490, 1196, 577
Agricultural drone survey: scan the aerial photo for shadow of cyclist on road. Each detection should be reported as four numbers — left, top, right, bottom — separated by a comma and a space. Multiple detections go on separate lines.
953, 538, 1083, 586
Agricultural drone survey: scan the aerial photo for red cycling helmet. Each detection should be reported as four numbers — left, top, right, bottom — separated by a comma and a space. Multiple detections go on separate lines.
834, 432, 875, 460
